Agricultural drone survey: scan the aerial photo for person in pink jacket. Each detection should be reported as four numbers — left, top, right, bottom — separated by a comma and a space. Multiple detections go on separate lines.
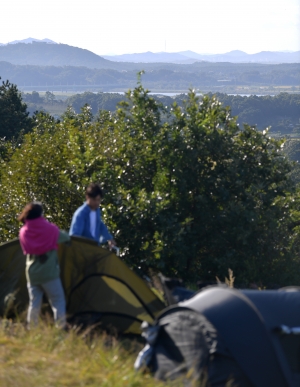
18, 202, 70, 328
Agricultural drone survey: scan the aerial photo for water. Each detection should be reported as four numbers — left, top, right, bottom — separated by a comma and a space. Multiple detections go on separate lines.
228, 94, 275, 97
102, 92, 199, 97
102, 91, 183, 96
103, 92, 275, 97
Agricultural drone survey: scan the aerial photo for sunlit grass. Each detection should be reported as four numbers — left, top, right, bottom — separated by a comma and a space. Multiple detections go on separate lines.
0, 319, 178, 387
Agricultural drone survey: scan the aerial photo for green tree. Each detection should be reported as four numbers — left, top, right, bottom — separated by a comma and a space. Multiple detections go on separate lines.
45, 91, 55, 105
104, 87, 299, 285
0, 82, 299, 287
22, 91, 43, 104
0, 78, 33, 139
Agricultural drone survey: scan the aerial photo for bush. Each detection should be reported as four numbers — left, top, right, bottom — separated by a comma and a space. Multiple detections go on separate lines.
0, 81, 299, 286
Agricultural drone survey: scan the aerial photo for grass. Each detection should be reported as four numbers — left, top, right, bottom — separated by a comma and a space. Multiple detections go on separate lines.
0, 319, 180, 387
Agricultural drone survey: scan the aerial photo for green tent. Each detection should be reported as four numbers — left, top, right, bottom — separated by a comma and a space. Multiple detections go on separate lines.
0, 236, 165, 334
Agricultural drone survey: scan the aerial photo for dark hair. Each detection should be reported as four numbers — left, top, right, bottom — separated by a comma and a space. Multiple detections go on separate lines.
85, 183, 103, 198
18, 202, 43, 223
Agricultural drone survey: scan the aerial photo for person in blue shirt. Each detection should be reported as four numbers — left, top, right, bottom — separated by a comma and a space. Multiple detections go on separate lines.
69, 183, 116, 247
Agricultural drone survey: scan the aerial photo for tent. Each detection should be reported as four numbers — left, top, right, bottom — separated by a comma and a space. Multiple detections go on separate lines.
0, 236, 165, 334
135, 286, 300, 387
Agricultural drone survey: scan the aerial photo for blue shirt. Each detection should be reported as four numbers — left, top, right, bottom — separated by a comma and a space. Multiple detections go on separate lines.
69, 202, 113, 243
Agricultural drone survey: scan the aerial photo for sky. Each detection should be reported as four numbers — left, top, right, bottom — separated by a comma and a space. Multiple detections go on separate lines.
1, 0, 299, 56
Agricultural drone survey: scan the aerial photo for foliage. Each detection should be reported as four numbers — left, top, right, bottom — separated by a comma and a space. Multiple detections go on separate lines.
0, 81, 300, 286
0, 107, 105, 239
0, 77, 33, 140
1, 60, 300, 92
26, 90, 300, 138
208, 92, 300, 133
45, 91, 56, 104
21, 91, 67, 117
281, 139, 300, 184
66, 92, 125, 115
22, 90, 44, 104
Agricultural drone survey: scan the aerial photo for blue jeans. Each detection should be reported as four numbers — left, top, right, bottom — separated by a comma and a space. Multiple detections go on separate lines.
27, 278, 66, 328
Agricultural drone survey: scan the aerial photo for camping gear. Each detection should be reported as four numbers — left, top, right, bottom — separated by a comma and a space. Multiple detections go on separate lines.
135, 285, 300, 387
0, 236, 165, 334
158, 273, 218, 305
158, 273, 195, 305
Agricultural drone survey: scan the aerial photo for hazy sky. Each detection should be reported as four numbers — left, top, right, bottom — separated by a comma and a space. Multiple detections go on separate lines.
1, 0, 299, 55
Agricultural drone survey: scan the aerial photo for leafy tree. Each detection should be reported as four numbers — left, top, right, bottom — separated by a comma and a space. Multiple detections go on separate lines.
45, 91, 55, 105
0, 78, 33, 139
105, 87, 299, 285
0, 105, 114, 239
22, 91, 44, 104
0, 82, 299, 287
207, 92, 300, 133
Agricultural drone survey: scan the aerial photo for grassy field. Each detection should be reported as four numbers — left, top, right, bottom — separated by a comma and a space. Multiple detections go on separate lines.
0, 319, 180, 387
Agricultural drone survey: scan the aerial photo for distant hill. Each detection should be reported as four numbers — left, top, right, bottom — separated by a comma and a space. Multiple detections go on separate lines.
102, 51, 196, 63
1, 42, 299, 69
104, 50, 300, 64
6, 37, 57, 45
0, 42, 121, 69
1, 61, 299, 92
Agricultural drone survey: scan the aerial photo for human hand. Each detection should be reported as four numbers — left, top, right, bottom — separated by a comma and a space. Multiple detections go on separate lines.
108, 239, 116, 250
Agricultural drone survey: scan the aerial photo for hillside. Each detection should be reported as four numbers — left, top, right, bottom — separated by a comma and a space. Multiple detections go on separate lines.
1, 61, 299, 93
0, 37, 57, 45
63, 92, 300, 134
103, 51, 195, 63
21, 91, 300, 138
104, 50, 300, 64
1, 43, 299, 71
0, 42, 119, 69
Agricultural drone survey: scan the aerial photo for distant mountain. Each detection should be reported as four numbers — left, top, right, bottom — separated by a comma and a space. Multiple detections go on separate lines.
248, 51, 300, 63
208, 50, 300, 63
104, 50, 300, 64
102, 51, 192, 63
0, 42, 120, 69
178, 50, 213, 59
2, 37, 57, 45
0, 42, 299, 69
222, 50, 248, 57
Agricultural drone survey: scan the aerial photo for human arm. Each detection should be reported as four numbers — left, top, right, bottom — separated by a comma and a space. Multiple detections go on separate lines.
99, 221, 114, 245
69, 208, 85, 237
108, 239, 116, 249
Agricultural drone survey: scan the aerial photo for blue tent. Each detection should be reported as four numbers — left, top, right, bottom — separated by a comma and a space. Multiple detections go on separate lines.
136, 286, 300, 386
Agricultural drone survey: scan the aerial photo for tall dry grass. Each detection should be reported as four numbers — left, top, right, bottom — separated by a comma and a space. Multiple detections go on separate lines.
0, 319, 180, 387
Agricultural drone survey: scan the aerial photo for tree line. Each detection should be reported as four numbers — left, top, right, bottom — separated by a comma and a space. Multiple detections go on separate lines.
21, 90, 300, 135
208, 92, 300, 133
1, 76, 300, 287
1, 61, 299, 91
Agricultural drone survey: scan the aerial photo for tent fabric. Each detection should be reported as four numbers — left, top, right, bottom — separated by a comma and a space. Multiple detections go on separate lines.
181, 287, 300, 387
139, 286, 300, 387
0, 239, 28, 315
180, 287, 289, 387
0, 236, 165, 334
150, 307, 252, 386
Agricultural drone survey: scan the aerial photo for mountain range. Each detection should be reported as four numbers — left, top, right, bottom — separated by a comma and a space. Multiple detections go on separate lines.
0, 38, 299, 66
103, 49, 300, 64
0, 41, 115, 69
0, 37, 57, 45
